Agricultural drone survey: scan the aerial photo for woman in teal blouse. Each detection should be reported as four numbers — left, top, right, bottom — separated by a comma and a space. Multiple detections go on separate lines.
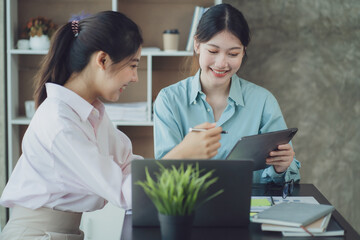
153, 3, 300, 183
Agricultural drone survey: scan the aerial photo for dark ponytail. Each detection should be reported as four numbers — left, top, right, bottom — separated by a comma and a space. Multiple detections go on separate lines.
34, 23, 73, 108
34, 11, 143, 108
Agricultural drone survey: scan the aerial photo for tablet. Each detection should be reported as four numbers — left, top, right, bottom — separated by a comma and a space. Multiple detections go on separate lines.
226, 128, 298, 171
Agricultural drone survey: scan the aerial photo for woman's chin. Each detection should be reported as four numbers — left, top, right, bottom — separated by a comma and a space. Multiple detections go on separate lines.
105, 94, 120, 102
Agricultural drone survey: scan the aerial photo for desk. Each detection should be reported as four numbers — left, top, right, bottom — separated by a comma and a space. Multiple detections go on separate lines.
121, 184, 360, 240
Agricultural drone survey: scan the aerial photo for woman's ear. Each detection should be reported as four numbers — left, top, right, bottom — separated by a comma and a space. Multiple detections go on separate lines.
194, 38, 200, 55
95, 51, 108, 70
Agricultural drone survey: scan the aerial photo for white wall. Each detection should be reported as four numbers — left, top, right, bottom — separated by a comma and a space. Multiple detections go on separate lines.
0, 0, 8, 231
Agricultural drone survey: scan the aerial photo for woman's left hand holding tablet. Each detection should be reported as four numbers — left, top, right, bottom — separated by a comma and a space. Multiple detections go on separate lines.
266, 143, 295, 173
163, 122, 222, 159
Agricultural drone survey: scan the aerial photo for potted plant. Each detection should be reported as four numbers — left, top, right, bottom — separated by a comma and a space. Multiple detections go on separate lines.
136, 162, 224, 240
23, 16, 57, 50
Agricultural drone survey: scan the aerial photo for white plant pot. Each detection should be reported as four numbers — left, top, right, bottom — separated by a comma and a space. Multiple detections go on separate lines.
29, 35, 50, 50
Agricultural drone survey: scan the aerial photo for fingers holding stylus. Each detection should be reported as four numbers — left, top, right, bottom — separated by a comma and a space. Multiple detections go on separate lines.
182, 122, 222, 159
190, 123, 222, 143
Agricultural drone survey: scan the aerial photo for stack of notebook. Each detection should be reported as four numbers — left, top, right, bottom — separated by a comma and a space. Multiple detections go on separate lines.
104, 102, 148, 122
251, 202, 344, 237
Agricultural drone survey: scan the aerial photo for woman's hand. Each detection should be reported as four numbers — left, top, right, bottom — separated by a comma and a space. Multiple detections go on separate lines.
266, 143, 295, 173
163, 122, 222, 159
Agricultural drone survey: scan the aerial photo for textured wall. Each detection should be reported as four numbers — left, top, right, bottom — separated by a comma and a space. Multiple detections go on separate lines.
227, 0, 360, 234
0, 0, 7, 230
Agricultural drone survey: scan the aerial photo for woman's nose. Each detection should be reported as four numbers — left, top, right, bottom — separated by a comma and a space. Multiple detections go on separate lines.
215, 54, 228, 68
132, 70, 139, 82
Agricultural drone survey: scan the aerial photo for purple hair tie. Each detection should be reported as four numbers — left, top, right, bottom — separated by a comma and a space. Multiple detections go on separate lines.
71, 20, 79, 37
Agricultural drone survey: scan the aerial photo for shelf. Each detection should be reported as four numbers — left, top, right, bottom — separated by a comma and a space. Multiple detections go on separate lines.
6, 0, 218, 172
111, 121, 153, 126
141, 50, 193, 56
10, 49, 194, 57
10, 49, 48, 55
11, 117, 31, 125
11, 117, 153, 127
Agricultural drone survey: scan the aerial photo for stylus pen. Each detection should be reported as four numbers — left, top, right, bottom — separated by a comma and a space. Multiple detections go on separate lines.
270, 196, 275, 206
189, 128, 228, 134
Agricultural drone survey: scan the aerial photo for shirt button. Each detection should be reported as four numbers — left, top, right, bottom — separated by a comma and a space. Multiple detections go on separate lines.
193, 100, 197, 104
207, 108, 210, 112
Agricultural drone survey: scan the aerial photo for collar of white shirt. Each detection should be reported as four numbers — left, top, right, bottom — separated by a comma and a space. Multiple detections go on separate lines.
45, 83, 105, 122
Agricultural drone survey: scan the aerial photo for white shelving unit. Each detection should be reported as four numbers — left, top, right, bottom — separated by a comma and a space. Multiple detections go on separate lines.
6, 0, 221, 178
6, 0, 115, 178
5, 0, 219, 237
8, 50, 192, 126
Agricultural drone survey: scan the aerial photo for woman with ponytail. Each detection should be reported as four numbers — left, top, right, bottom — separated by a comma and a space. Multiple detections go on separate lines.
0, 11, 222, 240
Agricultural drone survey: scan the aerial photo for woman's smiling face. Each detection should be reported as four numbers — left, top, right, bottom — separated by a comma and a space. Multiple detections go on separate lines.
99, 48, 141, 102
195, 30, 245, 88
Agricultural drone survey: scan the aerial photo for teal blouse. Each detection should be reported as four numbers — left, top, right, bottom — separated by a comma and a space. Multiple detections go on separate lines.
153, 71, 300, 184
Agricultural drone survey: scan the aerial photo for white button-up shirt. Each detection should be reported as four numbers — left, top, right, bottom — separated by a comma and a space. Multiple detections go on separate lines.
0, 83, 142, 212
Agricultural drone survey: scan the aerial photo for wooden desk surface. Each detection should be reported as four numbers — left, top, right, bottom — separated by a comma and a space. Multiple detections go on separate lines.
121, 184, 360, 240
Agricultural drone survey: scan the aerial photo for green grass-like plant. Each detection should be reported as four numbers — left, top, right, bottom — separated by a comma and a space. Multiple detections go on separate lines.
136, 162, 224, 216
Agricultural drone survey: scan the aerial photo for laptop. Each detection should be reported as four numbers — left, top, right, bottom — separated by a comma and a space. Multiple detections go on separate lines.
131, 159, 253, 227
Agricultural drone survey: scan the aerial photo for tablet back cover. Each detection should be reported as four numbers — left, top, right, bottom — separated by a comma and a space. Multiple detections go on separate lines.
226, 128, 298, 170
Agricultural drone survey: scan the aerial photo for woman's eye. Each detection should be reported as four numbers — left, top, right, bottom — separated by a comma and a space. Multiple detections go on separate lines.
208, 50, 217, 54
131, 65, 139, 69
229, 53, 239, 57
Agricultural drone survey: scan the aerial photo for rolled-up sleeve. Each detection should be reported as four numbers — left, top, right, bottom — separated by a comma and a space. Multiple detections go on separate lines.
153, 90, 184, 159
255, 93, 301, 184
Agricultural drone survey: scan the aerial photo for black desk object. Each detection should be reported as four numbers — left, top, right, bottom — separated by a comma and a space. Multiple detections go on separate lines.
121, 184, 360, 240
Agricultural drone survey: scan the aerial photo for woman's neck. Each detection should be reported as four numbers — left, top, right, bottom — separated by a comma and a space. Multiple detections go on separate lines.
64, 69, 97, 104
200, 76, 231, 122
200, 77, 231, 99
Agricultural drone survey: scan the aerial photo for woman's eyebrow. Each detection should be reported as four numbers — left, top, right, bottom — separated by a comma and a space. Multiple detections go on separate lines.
206, 43, 243, 50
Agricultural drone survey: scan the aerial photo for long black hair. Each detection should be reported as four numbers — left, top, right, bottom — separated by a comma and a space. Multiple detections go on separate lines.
189, 4, 251, 74
34, 11, 143, 108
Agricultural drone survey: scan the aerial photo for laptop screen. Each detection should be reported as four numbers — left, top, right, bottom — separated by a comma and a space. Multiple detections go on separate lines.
131, 159, 253, 227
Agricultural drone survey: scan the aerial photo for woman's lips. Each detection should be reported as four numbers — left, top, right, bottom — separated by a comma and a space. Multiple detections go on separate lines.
120, 85, 128, 93
211, 68, 228, 78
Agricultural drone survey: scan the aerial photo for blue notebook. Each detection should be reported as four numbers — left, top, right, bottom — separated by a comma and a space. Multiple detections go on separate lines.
251, 202, 335, 227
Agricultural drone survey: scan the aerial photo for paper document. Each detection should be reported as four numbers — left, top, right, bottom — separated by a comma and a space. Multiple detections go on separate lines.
271, 196, 319, 205
251, 196, 319, 213
251, 197, 272, 212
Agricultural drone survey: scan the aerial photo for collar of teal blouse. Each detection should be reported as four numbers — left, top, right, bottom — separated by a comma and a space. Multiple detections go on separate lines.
189, 69, 245, 107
